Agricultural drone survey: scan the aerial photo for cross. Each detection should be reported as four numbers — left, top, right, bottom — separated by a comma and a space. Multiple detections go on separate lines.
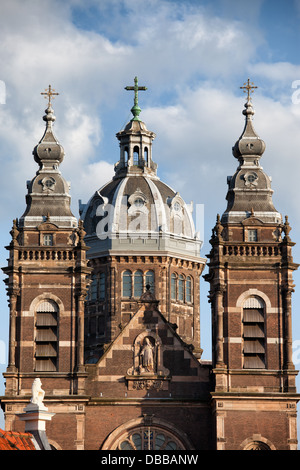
240, 78, 258, 101
41, 85, 59, 106
125, 76, 147, 120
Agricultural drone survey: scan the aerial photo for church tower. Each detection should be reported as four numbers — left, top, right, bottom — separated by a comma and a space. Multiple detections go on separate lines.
80, 77, 206, 363
2, 87, 90, 441
205, 80, 299, 450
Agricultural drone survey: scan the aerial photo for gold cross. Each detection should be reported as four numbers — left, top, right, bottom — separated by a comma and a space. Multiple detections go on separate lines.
240, 78, 257, 101
41, 85, 59, 106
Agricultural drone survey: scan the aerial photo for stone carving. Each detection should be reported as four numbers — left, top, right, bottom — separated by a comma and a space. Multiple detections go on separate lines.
30, 378, 45, 407
132, 379, 164, 390
126, 330, 170, 378
139, 337, 155, 372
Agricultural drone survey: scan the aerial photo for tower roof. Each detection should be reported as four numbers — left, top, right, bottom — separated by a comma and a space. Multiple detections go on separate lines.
19, 86, 77, 229
221, 79, 281, 225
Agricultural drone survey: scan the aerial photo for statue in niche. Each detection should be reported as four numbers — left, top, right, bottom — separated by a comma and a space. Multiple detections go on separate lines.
139, 337, 156, 373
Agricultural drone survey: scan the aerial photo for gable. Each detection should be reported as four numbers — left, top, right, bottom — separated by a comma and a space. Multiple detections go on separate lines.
86, 298, 211, 399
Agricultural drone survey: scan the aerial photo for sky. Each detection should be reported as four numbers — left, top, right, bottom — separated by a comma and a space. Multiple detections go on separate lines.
0, 0, 300, 440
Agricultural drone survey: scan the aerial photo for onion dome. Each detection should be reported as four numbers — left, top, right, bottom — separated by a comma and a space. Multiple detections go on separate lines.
232, 80, 266, 163
33, 100, 65, 169
19, 86, 77, 229
80, 77, 201, 259
222, 79, 281, 225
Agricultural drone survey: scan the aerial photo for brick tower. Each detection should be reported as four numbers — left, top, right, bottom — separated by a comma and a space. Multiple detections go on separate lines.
205, 80, 299, 450
2, 87, 90, 446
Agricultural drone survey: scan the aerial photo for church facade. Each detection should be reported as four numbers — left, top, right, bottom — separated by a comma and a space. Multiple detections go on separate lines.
0, 80, 299, 450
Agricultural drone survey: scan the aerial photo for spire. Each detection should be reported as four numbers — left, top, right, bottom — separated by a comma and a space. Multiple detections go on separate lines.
125, 76, 147, 121
232, 78, 266, 165
221, 79, 281, 225
33, 85, 64, 170
19, 86, 77, 228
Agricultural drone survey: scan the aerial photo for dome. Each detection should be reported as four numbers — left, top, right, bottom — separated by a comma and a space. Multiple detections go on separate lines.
81, 175, 196, 241
80, 77, 202, 259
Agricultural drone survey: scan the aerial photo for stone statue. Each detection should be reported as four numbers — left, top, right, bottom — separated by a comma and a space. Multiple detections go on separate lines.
140, 338, 155, 372
30, 378, 45, 407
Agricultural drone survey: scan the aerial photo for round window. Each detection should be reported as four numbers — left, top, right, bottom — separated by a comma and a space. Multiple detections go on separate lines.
134, 198, 144, 208
44, 179, 55, 189
115, 427, 185, 451
247, 174, 256, 183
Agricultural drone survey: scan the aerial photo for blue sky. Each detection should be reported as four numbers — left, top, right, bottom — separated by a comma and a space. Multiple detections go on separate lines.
0, 0, 300, 436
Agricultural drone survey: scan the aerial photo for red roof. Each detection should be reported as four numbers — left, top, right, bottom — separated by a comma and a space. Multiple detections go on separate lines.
0, 429, 36, 450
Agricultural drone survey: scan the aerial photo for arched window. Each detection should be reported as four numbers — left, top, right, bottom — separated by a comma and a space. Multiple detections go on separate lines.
178, 274, 185, 301
35, 300, 58, 372
116, 427, 185, 450
122, 270, 132, 298
134, 270, 143, 297
99, 272, 105, 300
243, 296, 265, 369
186, 276, 192, 303
124, 147, 129, 166
171, 273, 177, 300
133, 146, 139, 165
144, 147, 149, 165
145, 270, 155, 293
90, 274, 98, 301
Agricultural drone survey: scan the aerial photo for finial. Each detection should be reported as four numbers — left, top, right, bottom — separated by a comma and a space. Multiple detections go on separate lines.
215, 214, 223, 240
40, 85, 59, 125
41, 85, 59, 107
10, 219, 19, 246
240, 78, 257, 102
125, 76, 147, 121
78, 219, 86, 247
240, 78, 257, 119
283, 215, 292, 242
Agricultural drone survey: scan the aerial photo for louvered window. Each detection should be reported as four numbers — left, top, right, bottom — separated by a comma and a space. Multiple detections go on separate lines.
35, 300, 58, 372
243, 297, 265, 369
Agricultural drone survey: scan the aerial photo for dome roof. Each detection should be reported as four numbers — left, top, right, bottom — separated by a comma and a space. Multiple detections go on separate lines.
80, 77, 202, 260
81, 175, 196, 241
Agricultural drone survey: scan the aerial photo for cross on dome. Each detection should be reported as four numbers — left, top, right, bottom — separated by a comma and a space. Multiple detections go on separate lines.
41, 85, 59, 106
240, 78, 257, 102
125, 76, 147, 121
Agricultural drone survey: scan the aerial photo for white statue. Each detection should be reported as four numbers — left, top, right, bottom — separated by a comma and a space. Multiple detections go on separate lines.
30, 378, 45, 407
140, 338, 155, 372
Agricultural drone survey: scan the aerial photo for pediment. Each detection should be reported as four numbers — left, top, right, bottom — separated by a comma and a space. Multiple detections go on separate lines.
94, 298, 204, 391
241, 216, 264, 226
37, 221, 59, 231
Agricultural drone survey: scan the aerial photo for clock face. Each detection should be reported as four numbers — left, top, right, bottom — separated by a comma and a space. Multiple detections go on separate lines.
45, 179, 55, 188
247, 174, 256, 183
243, 172, 258, 187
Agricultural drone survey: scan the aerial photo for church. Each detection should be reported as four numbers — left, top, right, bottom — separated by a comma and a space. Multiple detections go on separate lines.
0, 78, 299, 450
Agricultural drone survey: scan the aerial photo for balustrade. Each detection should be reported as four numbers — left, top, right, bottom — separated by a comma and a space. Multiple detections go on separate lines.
18, 248, 77, 261
222, 244, 281, 257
